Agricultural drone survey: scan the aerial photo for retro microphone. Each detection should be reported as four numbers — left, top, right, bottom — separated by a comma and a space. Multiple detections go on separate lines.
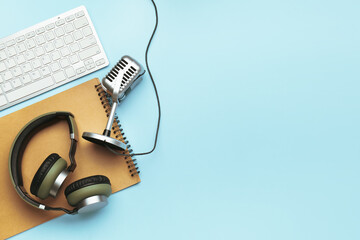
82, 56, 145, 150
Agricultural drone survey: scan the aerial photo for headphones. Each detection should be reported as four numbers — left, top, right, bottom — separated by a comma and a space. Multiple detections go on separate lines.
9, 111, 112, 214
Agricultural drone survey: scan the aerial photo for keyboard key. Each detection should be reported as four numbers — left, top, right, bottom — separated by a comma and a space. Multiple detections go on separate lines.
35, 35, 46, 45
79, 45, 100, 60
11, 67, 22, 77
54, 39, 64, 48
55, 27, 65, 37
7, 76, 54, 102
35, 47, 45, 57
16, 43, 27, 53
51, 51, 61, 61
41, 55, 52, 65
10, 78, 22, 88
24, 51, 36, 60
0, 62, 6, 72
36, 27, 46, 35
40, 66, 51, 76
20, 74, 32, 84
15, 55, 26, 64
76, 67, 86, 74
0, 51, 7, 60
66, 14, 75, 22
61, 48, 71, 59
21, 63, 32, 73
74, 16, 89, 29
44, 42, 55, 52
26, 39, 36, 49
79, 36, 96, 49
32, 59, 42, 69
46, 23, 55, 30
82, 26, 93, 37
5, 59, 16, 68
55, 19, 65, 26
26, 31, 35, 39
2, 81, 12, 92
0, 44, 5, 50
60, 47, 71, 57
7, 46, 17, 57
45, 31, 55, 41
64, 35, 74, 44
86, 63, 95, 70
50, 62, 60, 72
30, 70, 41, 80
16, 35, 25, 42
96, 58, 105, 66
65, 67, 76, 78
53, 70, 66, 82
73, 30, 83, 41
64, 23, 75, 33
60, 58, 70, 68
0, 95, 7, 106
69, 54, 79, 64
75, 11, 85, 18
84, 59, 94, 65
70, 42, 80, 52
1, 71, 13, 81
6, 40, 16, 47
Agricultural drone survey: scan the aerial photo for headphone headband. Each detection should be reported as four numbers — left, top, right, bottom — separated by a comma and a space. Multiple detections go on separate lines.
9, 111, 78, 212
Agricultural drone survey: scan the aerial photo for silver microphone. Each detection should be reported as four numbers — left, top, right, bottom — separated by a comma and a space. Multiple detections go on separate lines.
82, 56, 145, 150
102, 55, 145, 102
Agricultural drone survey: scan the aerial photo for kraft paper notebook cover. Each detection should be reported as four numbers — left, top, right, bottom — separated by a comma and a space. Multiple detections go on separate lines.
0, 78, 141, 239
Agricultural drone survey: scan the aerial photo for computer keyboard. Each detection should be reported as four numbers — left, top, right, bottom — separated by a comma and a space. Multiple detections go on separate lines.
0, 6, 109, 111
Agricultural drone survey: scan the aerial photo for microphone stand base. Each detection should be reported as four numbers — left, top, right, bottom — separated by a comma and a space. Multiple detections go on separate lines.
82, 132, 127, 151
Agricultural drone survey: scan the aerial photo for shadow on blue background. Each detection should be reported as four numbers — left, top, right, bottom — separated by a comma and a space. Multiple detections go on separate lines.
1, 0, 360, 239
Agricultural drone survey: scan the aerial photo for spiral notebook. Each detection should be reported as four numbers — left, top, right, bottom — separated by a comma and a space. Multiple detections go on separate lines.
0, 78, 140, 239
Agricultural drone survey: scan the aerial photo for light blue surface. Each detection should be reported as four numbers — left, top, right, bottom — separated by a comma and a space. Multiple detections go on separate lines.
1, 0, 360, 239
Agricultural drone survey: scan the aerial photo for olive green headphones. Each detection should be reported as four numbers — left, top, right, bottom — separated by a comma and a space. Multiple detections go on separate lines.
9, 111, 112, 214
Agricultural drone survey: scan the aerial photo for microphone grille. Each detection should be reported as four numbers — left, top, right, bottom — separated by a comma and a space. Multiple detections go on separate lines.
105, 58, 138, 90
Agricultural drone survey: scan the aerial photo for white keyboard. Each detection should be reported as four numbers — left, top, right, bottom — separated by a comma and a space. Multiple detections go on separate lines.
0, 6, 109, 111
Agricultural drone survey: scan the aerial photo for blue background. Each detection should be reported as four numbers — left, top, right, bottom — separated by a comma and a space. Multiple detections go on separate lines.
1, 0, 360, 239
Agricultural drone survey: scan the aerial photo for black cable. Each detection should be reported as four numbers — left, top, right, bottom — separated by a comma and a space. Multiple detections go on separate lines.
106, 0, 160, 157
47, 206, 78, 214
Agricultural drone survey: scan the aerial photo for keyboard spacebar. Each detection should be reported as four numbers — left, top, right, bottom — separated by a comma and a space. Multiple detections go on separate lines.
7, 77, 54, 102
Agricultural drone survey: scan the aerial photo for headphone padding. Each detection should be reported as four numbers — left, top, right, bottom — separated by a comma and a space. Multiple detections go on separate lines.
65, 175, 111, 206
36, 158, 67, 199
30, 153, 61, 196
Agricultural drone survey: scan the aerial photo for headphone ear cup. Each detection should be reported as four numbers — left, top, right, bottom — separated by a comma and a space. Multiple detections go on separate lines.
65, 175, 112, 207
30, 153, 67, 199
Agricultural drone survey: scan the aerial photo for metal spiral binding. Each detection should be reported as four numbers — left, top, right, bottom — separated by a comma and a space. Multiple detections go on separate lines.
95, 83, 140, 176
